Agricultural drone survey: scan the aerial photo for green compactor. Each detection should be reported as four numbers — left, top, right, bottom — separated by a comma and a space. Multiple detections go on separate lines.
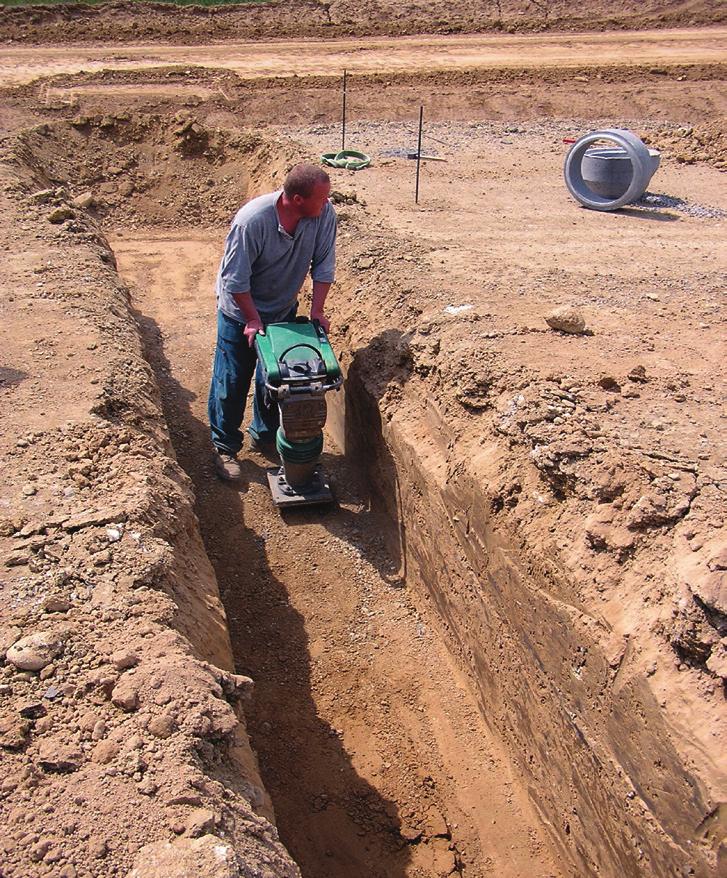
254, 318, 343, 508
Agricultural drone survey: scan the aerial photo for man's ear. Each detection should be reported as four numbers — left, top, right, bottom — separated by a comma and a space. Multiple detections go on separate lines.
292, 193, 305, 207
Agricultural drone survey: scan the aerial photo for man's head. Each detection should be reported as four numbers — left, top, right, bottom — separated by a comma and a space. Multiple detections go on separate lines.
283, 164, 331, 218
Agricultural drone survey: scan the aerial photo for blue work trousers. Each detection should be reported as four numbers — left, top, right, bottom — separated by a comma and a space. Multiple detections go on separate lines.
208, 307, 296, 455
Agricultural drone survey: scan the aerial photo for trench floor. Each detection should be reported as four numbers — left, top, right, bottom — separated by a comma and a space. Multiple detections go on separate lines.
112, 229, 562, 878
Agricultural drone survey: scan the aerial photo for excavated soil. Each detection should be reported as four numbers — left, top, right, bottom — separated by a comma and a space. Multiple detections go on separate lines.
1, 14, 726, 878
0, 0, 725, 44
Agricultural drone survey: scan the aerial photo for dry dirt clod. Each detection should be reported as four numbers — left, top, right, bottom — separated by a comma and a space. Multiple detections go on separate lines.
706, 643, 727, 679
91, 719, 107, 740
30, 838, 53, 862
0, 625, 22, 653
89, 837, 109, 858
18, 701, 47, 720
42, 596, 71, 614
628, 364, 649, 382
111, 676, 141, 712
598, 375, 621, 392
110, 650, 140, 671
92, 739, 120, 764
183, 807, 217, 837
138, 776, 159, 796
148, 712, 176, 738
0, 714, 31, 750
38, 739, 84, 773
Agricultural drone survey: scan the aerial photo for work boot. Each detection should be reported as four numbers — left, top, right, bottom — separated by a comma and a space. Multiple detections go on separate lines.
213, 449, 242, 481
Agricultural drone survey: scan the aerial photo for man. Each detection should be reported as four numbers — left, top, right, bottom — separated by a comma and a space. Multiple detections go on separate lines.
208, 163, 336, 481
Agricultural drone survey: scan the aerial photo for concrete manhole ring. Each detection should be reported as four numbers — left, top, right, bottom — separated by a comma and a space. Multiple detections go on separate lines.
564, 128, 656, 211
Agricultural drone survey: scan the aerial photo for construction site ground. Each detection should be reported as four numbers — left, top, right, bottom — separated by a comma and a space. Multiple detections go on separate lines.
0, 5, 725, 878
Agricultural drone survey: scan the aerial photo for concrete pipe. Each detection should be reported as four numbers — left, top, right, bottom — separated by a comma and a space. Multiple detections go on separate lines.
564, 129, 659, 211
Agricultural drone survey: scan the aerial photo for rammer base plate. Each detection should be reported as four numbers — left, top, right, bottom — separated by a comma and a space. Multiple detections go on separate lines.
266, 466, 334, 508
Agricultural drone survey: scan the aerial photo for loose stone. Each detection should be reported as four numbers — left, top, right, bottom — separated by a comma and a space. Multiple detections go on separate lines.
544, 305, 588, 334
6, 632, 63, 672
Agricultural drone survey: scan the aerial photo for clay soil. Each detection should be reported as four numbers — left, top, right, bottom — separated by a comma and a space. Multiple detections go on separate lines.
0, 6, 726, 878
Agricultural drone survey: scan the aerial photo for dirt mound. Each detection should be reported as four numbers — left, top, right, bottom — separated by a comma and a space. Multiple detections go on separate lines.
10, 112, 302, 228
0, 0, 724, 45
643, 116, 727, 168
334, 247, 726, 873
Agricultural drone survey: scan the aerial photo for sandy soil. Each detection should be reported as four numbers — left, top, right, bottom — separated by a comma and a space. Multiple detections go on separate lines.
1, 14, 726, 878
0, 0, 724, 44
1, 29, 727, 87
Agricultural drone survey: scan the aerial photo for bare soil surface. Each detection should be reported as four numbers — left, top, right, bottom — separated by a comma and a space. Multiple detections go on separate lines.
111, 228, 562, 878
0, 0, 724, 44
0, 139, 300, 878
1, 29, 727, 88
1, 17, 726, 878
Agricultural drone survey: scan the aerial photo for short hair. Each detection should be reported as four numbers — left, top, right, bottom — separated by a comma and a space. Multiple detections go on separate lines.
283, 164, 330, 199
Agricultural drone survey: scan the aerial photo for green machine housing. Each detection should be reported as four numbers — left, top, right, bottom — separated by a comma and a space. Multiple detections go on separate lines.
255, 318, 343, 507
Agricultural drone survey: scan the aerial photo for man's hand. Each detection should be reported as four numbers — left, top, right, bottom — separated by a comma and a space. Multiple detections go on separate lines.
244, 318, 264, 348
311, 311, 330, 333
231, 292, 263, 347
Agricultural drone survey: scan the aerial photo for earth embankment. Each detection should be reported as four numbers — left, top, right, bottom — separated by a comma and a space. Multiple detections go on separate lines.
0, 127, 300, 878
0, 0, 725, 45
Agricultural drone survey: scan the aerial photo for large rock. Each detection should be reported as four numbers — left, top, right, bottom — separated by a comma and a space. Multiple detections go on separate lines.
545, 305, 587, 334
48, 206, 75, 224
6, 632, 63, 671
126, 835, 238, 878
72, 191, 95, 210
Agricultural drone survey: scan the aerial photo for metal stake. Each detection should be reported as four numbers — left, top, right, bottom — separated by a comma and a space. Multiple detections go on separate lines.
341, 69, 347, 151
415, 105, 424, 204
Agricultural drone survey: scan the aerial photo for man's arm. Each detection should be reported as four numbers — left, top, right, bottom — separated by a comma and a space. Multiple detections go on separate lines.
310, 281, 331, 333
232, 291, 264, 348
309, 204, 337, 332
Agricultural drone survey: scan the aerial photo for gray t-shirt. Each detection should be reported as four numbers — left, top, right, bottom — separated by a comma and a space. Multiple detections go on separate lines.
215, 190, 337, 324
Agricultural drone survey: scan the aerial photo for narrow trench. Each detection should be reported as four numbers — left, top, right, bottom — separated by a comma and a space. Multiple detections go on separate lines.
111, 230, 562, 878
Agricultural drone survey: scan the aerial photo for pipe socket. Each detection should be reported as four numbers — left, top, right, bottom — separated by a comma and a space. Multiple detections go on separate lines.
564, 129, 660, 211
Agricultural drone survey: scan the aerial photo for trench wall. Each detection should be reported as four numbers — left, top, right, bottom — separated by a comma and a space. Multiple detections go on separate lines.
329, 364, 714, 878
0, 144, 299, 877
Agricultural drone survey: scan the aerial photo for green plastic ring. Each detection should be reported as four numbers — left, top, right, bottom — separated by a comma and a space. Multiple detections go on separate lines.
320, 149, 371, 170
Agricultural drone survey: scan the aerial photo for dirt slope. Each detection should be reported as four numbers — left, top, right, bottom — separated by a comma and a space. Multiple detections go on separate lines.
0, 0, 725, 44
0, 134, 301, 876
